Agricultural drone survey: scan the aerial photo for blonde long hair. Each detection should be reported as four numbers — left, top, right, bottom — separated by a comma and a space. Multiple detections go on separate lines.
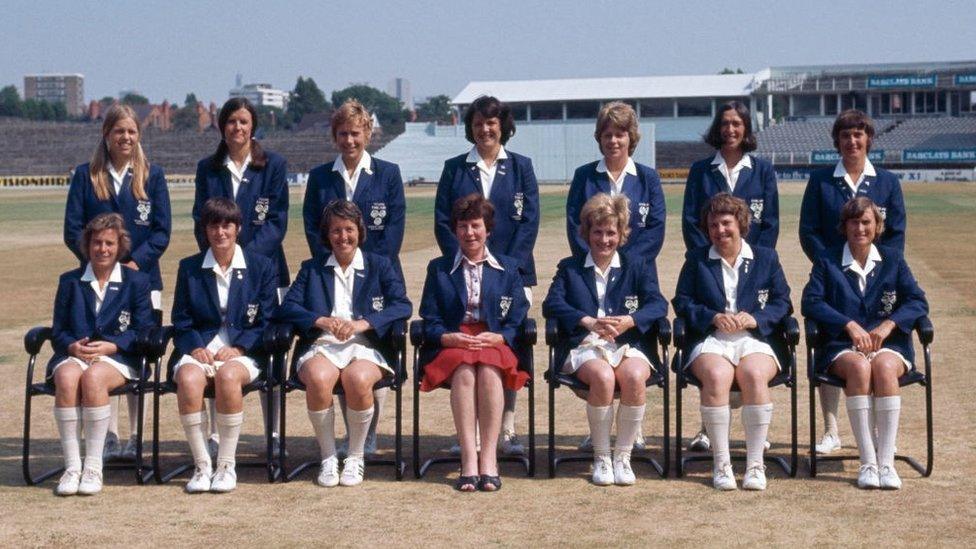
90, 104, 149, 201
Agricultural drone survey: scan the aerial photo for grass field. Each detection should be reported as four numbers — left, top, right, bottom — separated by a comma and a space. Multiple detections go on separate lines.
1, 183, 974, 547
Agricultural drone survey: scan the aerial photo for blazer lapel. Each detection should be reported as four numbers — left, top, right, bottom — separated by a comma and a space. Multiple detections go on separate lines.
480, 264, 500, 321
734, 165, 754, 196
735, 257, 755, 311
464, 161, 482, 195
97, 280, 122, 323
862, 256, 886, 303
581, 265, 600, 312
710, 164, 731, 193
352, 163, 374, 203
320, 263, 337, 314
351, 260, 368, 317
488, 157, 512, 203
450, 262, 468, 313
204, 269, 222, 317
81, 281, 98, 323
706, 258, 726, 303
226, 268, 245, 324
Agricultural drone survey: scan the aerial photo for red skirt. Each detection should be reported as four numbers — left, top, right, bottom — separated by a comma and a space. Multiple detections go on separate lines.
420, 323, 528, 392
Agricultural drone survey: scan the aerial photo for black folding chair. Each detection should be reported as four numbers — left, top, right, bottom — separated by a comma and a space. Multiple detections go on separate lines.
148, 324, 283, 484
805, 315, 934, 478
276, 320, 408, 481
22, 326, 155, 486
410, 319, 536, 478
672, 314, 799, 478
544, 317, 671, 478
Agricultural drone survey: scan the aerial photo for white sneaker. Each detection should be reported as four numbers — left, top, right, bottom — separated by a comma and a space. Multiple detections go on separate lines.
102, 432, 122, 461
857, 463, 880, 489
209, 462, 237, 493
77, 467, 103, 495
816, 432, 842, 454
340, 456, 365, 486
577, 435, 593, 453
55, 469, 81, 496
612, 454, 636, 486
207, 434, 219, 460
712, 463, 737, 491
185, 464, 212, 493
689, 430, 711, 452
742, 465, 767, 491
121, 436, 139, 461
879, 465, 902, 490
591, 455, 614, 486
316, 456, 339, 487
633, 434, 647, 451
500, 431, 526, 456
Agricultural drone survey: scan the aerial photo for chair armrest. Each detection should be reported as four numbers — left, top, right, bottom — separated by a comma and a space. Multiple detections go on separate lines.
517, 318, 537, 346
804, 318, 820, 348
24, 326, 52, 355
263, 322, 294, 354
390, 319, 407, 348
783, 316, 800, 346
672, 317, 686, 348
655, 317, 672, 347
409, 319, 425, 347
915, 316, 934, 345
545, 318, 559, 346
142, 325, 173, 361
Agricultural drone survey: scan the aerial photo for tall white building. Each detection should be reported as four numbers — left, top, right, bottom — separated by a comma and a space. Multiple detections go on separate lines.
388, 77, 413, 110
229, 83, 289, 110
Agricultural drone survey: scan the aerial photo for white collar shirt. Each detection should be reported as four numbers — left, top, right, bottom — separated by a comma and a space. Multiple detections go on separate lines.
595, 157, 638, 196
708, 241, 754, 314
332, 151, 373, 200
711, 152, 752, 192
451, 248, 504, 323
224, 153, 252, 199
466, 146, 508, 199
584, 251, 622, 318
202, 244, 247, 316
833, 158, 877, 195
325, 248, 365, 320
842, 243, 882, 294
80, 262, 123, 314
108, 163, 131, 195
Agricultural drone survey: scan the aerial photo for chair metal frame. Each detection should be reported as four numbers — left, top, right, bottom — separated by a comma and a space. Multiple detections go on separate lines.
410, 318, 536, 479
544, 317, 672, 478
805, 315, 934, 478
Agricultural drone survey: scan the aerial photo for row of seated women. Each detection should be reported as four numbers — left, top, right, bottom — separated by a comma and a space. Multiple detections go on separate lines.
48, 93, 923, 496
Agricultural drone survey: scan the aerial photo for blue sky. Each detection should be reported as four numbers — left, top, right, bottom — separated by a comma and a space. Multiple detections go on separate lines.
1, 0, 973, 106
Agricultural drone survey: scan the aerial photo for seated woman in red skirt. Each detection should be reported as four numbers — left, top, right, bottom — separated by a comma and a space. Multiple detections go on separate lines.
418, 193, 530, 492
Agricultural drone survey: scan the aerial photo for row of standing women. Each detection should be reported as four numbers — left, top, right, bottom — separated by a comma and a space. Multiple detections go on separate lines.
48, 95, 927, 496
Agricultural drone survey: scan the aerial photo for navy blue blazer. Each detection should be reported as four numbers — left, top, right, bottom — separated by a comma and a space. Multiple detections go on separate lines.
303, 156, 406, 274
192, 151, 290, 286
434, 151, 540, 286
799, 166, 906, 262
275, 251, 412, 357
682, 155, 780, 251
171, 250, 278, 358
542, 254, 668, 367
418, 251, 529, 365
672, 244, 792, 354
48, 265, 154, 374
566, 161, 666, 261
64, 163, 171, 291
801, 245, 928, 372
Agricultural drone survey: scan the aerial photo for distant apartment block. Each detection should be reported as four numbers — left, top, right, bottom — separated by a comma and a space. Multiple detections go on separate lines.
388, 77, 413, 110
24, 73, 85, 116
229, 83, 289, 110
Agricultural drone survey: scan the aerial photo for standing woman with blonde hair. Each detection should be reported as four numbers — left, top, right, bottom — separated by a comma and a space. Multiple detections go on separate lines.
63, 103, 171, 461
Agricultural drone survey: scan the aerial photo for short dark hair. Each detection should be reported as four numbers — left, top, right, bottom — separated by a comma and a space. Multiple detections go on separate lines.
451, 193, 495, 233
80, 212, 131, 261
838, 196, 885, 241
319, 199, 366, 249
211, 96, 267, 171
201, 197, 242, 228
463, 96, 516, 146
699, 192, 750, 238
703, 100, 757, 152
832, 109, 875, 151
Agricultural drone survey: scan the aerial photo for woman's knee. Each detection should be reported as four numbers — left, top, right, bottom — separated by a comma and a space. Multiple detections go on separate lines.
451, 364, 476, 387
615, 362, 650, 392
871, 357, 903, 386
214, 364, 246, 392
54, 364, 82, 391
302, 364, 338, 393
693, 359, 733, 393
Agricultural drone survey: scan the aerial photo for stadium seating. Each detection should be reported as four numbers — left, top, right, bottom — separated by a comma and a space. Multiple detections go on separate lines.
374, 123, 470, 182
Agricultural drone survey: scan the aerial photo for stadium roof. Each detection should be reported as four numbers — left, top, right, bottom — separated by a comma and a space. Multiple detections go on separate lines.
766, 60, 976, 77
452, 73, 758, 104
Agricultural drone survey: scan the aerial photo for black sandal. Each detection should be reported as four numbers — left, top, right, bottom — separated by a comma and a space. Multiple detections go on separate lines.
477, 475, 502, 492
454, 475, 478, 492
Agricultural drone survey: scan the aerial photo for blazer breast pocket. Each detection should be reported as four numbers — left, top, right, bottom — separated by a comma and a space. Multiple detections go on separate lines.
245, 303, 260, 325
253, 198, 270, 225
134, 200, 152, 226
511, 192, 524, 221
368, 202, 387, 231
498, 295, 512, 319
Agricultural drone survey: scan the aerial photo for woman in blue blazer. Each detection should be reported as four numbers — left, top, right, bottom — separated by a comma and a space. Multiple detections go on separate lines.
419, 194, 530, 492
673, 193, 791, 491
799, 109, 908, 457
543, 193, 668, 486
802, 197, 927, 490
193, 97, 290, 290
63, 103, 170, 461
566, 101, 665, 262
49, 213, 154, 496
277, 200, 411, 487
434, 95, 539, 457
171, 198, 278, 494
682, 100, 779, 251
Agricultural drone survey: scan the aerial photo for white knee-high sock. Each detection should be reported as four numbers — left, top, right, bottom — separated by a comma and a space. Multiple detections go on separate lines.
346, 407, 374, 460
370, 387, 388, 437
126, 394, 140, 437
820, 385, 841, 437
614, 404, 645, 459
701, 405, 731, 469
586, 404, 614, 459
207, 399, 218, 438
109, 395, 120, 435
55, 406, 82, 472
180, 412, 211, 469
215, 412, 244, 467
82, 404, 111, 472
741, 403, 773, 468
846, 395, 876, 466
308, 407, 336, 459
874, 396, 901, 468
